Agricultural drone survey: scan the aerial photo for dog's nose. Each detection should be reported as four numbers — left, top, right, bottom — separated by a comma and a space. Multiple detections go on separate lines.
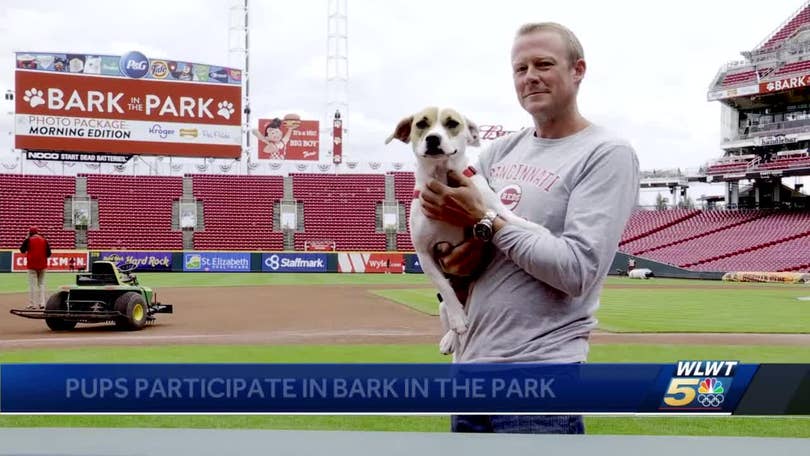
425, 134, 441, 150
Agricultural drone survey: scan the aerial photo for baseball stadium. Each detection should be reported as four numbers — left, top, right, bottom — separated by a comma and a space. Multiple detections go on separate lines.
0, 0, 809, 453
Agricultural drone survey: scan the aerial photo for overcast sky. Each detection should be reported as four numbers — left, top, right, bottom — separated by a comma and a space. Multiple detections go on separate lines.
1, 0, 808, 179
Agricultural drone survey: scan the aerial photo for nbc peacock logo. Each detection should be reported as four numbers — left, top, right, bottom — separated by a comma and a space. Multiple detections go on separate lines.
697, 378, 725, 407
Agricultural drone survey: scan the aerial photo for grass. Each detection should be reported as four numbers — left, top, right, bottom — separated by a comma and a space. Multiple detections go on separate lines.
0, 344, 808, 437
371, 286, 810, 333
371, 289, 440, 315
0, 272, 431, 294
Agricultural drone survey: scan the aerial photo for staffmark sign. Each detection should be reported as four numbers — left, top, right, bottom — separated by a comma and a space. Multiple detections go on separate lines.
261, 253, 328, 272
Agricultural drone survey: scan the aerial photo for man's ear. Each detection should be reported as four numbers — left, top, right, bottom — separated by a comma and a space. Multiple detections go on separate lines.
572, 58, 586, 86
465, 117, 480, 147
385, 116, 413, 144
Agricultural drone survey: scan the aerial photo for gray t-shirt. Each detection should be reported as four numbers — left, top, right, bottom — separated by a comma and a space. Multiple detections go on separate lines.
457, 124, 640, 363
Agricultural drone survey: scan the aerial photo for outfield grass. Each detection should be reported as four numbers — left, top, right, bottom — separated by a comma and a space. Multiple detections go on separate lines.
0, 344, 808, 437
0, 272, 431, 294
2, 272, 807, 295
373, 286, 810, 333
372, 289, 440, 315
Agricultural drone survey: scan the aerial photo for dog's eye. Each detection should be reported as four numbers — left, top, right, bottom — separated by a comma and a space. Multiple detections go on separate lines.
444, 118, 460, 129
415, 119, 430, 129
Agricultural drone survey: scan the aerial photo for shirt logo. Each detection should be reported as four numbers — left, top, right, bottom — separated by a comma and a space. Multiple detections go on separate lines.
499, 184, 522, 210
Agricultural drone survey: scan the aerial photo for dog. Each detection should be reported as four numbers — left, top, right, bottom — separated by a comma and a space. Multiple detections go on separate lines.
386, 106, 545, 355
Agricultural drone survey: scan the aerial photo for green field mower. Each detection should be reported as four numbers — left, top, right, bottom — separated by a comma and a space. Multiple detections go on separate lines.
10, 260, 173, 331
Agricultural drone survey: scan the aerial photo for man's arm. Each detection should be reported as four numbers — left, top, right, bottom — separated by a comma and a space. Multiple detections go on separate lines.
492, 145, 639, 297
19, 237, 29, 253
45, 239, 52, 257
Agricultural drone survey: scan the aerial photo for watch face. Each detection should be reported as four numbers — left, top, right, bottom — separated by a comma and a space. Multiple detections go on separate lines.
474, 223, 493, 240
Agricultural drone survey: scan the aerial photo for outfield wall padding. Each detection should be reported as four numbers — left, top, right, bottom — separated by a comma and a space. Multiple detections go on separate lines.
0, 251, 10, 272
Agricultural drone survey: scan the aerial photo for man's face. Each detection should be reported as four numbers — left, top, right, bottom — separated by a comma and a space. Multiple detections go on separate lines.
511, 30, 584, 121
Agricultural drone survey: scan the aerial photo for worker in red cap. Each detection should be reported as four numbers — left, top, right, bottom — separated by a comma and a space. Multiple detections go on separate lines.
19, 226, 52, 309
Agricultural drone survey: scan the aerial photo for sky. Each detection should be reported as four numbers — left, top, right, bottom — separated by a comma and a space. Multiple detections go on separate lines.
1, 0, 809, 202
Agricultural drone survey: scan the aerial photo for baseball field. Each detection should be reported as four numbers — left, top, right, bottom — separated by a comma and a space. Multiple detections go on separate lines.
0, 273, 808, 436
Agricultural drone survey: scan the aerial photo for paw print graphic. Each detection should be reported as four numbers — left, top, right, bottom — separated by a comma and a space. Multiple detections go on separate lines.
23, 88, 45, 108
217, 101, 235, 119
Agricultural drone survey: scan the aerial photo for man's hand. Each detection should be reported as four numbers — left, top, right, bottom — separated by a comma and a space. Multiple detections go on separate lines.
421, 170, 487, 227
433, 238, 487, 277
433, 238, 492, 306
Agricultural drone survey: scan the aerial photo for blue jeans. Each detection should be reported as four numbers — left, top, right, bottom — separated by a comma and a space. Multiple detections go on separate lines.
451, 414, 585, 434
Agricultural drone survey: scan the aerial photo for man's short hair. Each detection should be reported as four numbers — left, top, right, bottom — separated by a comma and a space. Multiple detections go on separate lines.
516, 22, 584, 66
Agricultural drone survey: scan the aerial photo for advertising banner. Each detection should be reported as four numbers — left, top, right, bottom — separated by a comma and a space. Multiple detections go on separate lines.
12, 251, 89, 272
255, 115, 319, 161
337, 253, 404, 273
97, 251, 172, 272
404, 254, 423, 273
759, 74, 810, 95
332, 116, 343, 164
182, 252, 251, 272
15, 51, 242, 159
304, 240, 336, 252
260, 253, 328, 273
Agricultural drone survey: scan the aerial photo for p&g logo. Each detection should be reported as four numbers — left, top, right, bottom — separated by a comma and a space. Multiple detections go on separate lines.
120, 51, 149, 79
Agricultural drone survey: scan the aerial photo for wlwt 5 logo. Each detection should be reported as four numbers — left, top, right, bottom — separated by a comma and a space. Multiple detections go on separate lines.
661, 360, 737, 410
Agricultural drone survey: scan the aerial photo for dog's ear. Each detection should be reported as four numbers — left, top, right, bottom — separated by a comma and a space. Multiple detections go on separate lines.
465, 117, 480, 147
385, 116, 414, 144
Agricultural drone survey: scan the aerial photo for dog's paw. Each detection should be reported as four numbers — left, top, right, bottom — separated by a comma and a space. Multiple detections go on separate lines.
439, 330, 459, 355
448, 312, 468, 335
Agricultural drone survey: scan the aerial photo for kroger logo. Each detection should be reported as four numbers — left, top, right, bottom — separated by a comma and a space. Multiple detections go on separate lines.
148, 124, 175, 139
119, 51, 149, 78
262, 253, 326, 272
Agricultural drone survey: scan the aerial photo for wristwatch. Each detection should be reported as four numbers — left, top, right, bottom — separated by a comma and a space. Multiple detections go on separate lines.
473, 210, 498, 242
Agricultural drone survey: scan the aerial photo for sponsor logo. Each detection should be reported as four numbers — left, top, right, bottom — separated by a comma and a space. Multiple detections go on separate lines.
119, 51, 149, 78
201, 129, 232, 140
208, 68, 229, 83
179, 128, 198, 138
184, 253, 250, 272
262, 253, 327, 272
148, 124, 176, 139
499, 184, 522, 210
185, 254, 201, 270
101, 56, 121, 75
150, 60, 170, 79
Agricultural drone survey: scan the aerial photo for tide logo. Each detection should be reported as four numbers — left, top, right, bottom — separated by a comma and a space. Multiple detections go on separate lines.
498, 184, 522, 210
661, 361, 737, 410
150, 60, 170, 79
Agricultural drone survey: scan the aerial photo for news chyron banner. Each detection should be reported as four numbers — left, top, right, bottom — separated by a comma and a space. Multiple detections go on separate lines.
1, 362, 807, 414
255, 115, 319, 161
14, 52, 242, 159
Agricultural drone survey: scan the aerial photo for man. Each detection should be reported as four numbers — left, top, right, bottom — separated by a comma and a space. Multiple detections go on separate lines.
420, 22, 640, 433
19, 226, 52, 309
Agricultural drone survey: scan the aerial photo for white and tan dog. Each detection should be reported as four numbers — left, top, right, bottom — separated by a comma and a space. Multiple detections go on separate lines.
386, 106, 543, 355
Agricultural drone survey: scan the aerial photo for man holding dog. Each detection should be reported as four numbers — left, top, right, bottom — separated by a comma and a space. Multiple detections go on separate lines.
420, 22, 640, 433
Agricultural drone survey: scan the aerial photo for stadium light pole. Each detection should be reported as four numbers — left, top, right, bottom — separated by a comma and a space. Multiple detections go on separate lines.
229, 0, 250, 174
